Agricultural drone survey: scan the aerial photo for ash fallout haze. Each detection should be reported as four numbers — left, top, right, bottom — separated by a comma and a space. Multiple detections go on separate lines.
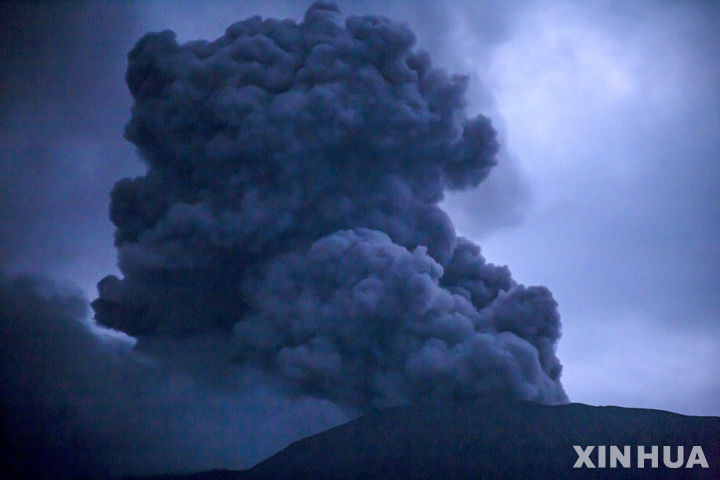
1, 1, 719, 479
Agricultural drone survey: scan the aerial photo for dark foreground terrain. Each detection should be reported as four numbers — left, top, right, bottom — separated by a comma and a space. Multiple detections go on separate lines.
130, 398, 719, 480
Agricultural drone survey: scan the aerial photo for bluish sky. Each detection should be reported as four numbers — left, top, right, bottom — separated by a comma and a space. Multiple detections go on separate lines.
1, 0, 719, 474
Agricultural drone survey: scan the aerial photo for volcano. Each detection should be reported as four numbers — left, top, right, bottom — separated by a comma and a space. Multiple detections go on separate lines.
127, 398, 719, 480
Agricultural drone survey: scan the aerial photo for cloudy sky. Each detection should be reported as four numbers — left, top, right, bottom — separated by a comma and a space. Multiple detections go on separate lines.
1, 0, 719, 477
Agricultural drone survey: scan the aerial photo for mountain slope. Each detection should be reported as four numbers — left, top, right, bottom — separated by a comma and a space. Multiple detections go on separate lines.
132, 398, 720, 479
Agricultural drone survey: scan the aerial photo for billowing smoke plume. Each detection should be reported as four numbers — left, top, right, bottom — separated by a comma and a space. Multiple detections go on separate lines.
93, 1, 567, 406
0, 274, 349, 479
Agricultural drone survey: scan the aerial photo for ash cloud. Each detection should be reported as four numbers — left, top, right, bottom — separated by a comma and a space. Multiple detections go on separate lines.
0, 274, 348, 479
93, 1, 567, 407
0, 274, 156, 479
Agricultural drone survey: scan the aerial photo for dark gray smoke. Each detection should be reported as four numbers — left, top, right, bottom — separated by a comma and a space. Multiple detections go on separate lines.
0, 274, 155, 479
93, 1, 567, 407
0, 274, 348, 479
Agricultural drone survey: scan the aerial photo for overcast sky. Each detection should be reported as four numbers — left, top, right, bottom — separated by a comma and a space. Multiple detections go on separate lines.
1, 0, 719, 475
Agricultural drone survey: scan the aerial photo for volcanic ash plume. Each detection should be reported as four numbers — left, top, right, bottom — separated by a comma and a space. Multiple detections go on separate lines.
93, 1, 568, 407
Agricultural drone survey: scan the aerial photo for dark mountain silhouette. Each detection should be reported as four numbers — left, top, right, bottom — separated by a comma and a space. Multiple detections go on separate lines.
127, 398, 719, 480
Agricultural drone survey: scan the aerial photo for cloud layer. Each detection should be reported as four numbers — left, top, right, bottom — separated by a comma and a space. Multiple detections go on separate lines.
0, 274, 349, 478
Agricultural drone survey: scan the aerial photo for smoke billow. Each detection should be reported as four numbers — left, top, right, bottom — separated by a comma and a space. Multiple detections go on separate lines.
92, 1, 567, 408
0, 274, 349, 478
